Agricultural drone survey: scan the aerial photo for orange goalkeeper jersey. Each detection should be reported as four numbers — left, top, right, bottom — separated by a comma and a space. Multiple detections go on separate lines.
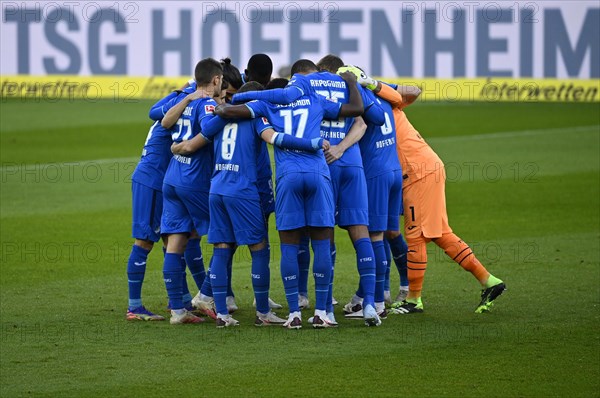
377, 84, 444, 188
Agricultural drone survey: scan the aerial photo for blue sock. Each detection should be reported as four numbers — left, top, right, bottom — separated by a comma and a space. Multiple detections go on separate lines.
251, 247, 271, 314
326, 243, 336, 313
127, 244, 150, 309
383, 239, 392, 292
354, 238, 375, 307
226, 251, 234, 297
312, 239, 332, 311
280, 243, 300, 312
180, 255, 193, 308
163, 252, 184, 310
356, 284, 364, 298
388, 235, 409, 288
211, 247, 233, 315
200, 257, 214, 297
184, 238, 205, 290
372, 240, 386, 303
297, 235, 310, 297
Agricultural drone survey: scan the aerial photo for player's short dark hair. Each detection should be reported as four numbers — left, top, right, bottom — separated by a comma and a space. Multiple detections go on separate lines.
238, 81, 264, 94
265, 78, 289, 90
245, 54, 273, 86
291, 59, 318, 75
220, 58, 243, 90
317, 54, 344, 73
194, 58, 223, 85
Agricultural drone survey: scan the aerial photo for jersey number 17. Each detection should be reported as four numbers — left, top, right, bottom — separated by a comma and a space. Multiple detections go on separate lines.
279, 109, 308, 138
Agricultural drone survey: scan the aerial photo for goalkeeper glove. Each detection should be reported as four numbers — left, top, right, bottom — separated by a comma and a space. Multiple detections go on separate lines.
337, 65, 378, 91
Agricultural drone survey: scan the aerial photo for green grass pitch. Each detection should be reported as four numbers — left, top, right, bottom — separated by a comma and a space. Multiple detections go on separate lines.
1, 98, 598, 397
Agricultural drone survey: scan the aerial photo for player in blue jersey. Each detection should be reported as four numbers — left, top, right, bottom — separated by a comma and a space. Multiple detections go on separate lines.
293, 54, 387, 326
190, 58, 245, 315
263, 78, 314, 312
189, 59, 283, 315
125, 82, 207, 322
335, 67, 405, 321
157, 58, 225, 325
340, 69, 412, 308
172, 81, 330, 327
226, 57, 283, 312
218, 59, 365, 328
379, 81, 411, 305
154, 82, 216, 317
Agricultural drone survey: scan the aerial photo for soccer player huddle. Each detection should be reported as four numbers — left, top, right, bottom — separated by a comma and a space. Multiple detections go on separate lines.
126, 54, 506, 329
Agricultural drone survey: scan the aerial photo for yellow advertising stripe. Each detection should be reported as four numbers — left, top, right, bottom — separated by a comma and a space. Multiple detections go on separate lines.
383, 78, 600, 102
0, 76, 189, 101
1, 76, 599, 102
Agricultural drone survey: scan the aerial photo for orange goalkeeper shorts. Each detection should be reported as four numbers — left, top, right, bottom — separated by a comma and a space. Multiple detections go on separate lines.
403, 168, 453, 240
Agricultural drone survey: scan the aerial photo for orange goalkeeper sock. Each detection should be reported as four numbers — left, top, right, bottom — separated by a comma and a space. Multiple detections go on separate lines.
433, 233, 490, 285
406, 236, 428, 299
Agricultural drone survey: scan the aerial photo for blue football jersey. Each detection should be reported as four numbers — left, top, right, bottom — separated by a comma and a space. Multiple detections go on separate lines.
256, 141, 272, 182
306, 71, 378, 168
359, 90, 402, 179
245, 74, 341, 179
132, 89, 193, 191
210, 117, 272, 198
163, 96, 216, 191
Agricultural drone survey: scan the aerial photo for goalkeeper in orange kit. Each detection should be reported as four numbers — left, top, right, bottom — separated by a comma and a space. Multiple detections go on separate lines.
339, 66, 506, 313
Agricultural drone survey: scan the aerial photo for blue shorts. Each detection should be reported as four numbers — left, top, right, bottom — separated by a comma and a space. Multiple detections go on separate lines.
208, 194, 267, 245
131, 181, 163, 242
257, 177, 275, 217
366, 170, 403, 232
329, 165, 369, 227
275, 172, 335, 231
161, 183, 210, 236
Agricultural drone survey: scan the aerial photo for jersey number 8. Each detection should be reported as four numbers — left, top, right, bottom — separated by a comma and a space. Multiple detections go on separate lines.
221, 123, 238, 160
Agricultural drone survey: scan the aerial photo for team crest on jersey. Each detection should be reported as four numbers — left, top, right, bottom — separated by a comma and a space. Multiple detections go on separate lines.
205, 104, 215, 114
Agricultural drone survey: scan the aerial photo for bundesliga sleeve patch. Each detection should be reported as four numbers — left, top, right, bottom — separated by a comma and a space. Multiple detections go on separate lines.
205, 104, 215, 114
261, 117, 269, 125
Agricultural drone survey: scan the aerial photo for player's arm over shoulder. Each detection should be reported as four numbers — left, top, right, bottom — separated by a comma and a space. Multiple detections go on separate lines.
373, 82, 421, 109
395, 85, 421, 107
258, 117, 329, 152
149, 91, 179, 121
171, 133, 210, 156
214, 101, 258, 119
373, 83, 403, 108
